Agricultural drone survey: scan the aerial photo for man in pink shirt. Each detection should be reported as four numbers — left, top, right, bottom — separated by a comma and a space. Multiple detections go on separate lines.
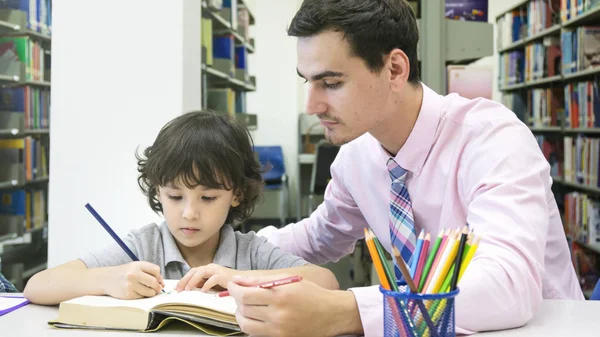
226, 0, 584, 336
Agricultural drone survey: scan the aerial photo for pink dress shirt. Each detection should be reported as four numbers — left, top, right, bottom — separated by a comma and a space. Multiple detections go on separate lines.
260, 83, 584, 336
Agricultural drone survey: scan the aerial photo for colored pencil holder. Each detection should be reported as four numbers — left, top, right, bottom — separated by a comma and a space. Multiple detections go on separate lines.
380, 283, 459, 337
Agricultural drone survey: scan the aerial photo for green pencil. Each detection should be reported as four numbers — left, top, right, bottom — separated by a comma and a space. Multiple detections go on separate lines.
440, 240, 471, 293
372, 232, 399, 291
418, 229, 444, 292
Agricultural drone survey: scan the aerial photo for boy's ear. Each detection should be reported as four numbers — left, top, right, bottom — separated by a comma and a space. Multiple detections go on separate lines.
231, 193, 241, 208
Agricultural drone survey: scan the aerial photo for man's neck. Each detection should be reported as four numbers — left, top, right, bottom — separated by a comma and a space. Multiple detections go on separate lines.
372, 82, 424, 156
176, 231, 220, 268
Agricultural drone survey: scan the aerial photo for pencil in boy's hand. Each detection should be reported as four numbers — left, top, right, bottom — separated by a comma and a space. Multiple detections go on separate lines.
85, 203, 165, 293
217, 275, 302, 297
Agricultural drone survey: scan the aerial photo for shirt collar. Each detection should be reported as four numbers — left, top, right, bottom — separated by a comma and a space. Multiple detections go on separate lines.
161, 222, 237, 269
380, 82, 442, 176
212, 224, 237, 269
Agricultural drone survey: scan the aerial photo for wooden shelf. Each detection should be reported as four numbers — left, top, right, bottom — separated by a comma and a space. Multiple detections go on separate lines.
563, 66, 600, 81
556, 179, 600, 195
562, 5, 600, 28
529, 126, 561, 132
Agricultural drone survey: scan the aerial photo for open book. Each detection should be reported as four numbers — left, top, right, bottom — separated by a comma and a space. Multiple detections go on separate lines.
48, 280, 240, 336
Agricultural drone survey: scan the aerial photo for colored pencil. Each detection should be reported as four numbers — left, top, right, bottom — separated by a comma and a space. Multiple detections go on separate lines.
363, 228, 391, 290
449, 226, 469, 291
428, 229, 460, 294
458, 236, 480, 282
409, 230, 425, 279
393, 247, 438, 337
371, 230, 399, 291
413, 233, 430, 288
418, 229, 444, 292
422, 229, 452, 292
217, 276, 302, 297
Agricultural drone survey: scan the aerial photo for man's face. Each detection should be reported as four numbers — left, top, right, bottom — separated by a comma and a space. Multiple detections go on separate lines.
297, 30, 391, 145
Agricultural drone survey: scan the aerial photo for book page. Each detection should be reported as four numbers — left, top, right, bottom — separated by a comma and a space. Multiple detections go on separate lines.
63, 279, 236, 315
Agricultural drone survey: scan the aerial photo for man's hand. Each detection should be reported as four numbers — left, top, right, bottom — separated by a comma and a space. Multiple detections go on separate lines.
175, 263, 238, 292
104, 261, 165, 299
227, 274, 363, 337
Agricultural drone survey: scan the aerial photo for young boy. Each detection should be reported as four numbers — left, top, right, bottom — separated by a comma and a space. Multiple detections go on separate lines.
24, 111, 338, 305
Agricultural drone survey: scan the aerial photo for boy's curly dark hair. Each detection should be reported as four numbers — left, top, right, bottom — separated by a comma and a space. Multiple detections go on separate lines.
136, 110, 264, 223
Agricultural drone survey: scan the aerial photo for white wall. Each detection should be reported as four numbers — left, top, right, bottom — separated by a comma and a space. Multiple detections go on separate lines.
48, 0, 201, 267
246, 0, 302, 216
471, 0, 529, 103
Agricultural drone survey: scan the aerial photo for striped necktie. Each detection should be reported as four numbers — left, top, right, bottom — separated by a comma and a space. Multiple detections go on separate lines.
387, 158, 417, 275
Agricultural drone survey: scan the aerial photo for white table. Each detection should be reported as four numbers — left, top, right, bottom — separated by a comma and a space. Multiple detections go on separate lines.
2, 296, 599, 336
0, 294, 215, 337
474, 299, 600, 336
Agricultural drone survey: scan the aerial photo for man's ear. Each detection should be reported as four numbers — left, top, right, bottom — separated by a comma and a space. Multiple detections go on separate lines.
386, 48, 410, 91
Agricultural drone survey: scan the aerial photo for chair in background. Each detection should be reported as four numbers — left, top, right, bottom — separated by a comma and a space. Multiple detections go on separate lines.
253, 146, 290, 227
308, 140, 340, 214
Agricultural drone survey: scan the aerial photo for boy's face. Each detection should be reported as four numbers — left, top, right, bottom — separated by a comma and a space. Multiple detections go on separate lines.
157, 182, 239, 250
296, 30, 392, 146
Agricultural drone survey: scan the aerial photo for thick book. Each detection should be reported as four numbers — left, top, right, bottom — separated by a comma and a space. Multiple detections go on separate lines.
48, 280, 241, 336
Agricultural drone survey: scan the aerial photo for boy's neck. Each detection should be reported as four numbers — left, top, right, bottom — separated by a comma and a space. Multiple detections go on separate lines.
176, 231, 221, 268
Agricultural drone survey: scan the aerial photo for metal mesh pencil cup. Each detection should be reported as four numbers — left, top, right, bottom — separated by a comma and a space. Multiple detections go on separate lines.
380, 283, 459, 337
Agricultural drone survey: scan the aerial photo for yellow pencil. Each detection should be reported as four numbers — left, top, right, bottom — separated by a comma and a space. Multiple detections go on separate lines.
457, 236, 480, 282
425, 229, 458, 294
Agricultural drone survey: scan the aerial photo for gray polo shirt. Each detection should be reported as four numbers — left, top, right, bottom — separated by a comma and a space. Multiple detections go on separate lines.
80, 223, 308, 279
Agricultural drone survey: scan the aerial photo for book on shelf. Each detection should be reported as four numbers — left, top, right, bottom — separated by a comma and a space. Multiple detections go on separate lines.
563, 135, 600, 187
527, 0, 560, 35
0, 87, 50, 130
527, 87, 564, 127
48, 280, 240, 336
499, 50, 525, 86
525, 36, 561, 81
563, 79, 600, 128
213, 35, 235, 77
0, 0, 52, 35
496, 8, 527, 50
0, 36, 49, 81
564, 191, 600, 245
202, 18, 214, 66
501, 93, 527, 122
207, 88, 235, 117
0, 189, 46, 231
0, 137, 49, 182
536, 135, 563, 177
562, 25, 600, 75
561, 0, 600, 23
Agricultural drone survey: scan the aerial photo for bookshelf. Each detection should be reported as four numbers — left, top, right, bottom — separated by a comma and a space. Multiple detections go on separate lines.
496, 0, 600, 298
0, 2, 51, 291
200, 0, 257, 130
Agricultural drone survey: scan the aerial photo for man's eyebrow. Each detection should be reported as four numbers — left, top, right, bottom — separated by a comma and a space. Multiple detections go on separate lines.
297, 68, 344, 81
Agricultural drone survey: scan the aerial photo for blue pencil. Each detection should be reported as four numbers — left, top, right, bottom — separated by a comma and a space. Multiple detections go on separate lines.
84, 203, 164, 293
85, 203, 139, 261
409, 230, 425, 279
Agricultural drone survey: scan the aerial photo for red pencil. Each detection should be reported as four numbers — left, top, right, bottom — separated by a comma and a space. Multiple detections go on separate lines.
217, 275, 303, 297
413, 233, 430, 288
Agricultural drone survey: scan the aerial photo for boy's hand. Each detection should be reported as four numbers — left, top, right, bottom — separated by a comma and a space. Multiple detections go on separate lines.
176, 263, 238, 292
104, 261, 165, 299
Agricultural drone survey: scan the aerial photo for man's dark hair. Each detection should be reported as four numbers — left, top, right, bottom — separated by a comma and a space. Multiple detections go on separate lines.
137, 110, 263, 223
288, 0, 420, 85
